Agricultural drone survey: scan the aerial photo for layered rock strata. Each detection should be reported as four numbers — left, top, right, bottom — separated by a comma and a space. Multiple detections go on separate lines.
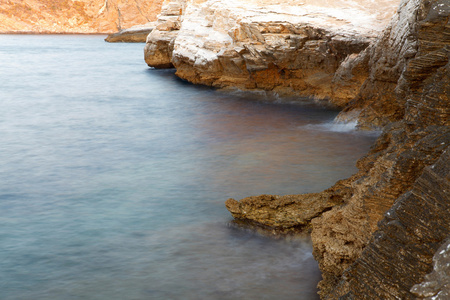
143, 0, 448, 297
334, 0, 450, 128
310, 1, 450, 296
0, 0, 163, 33
317, 142, 449, 299
145, 0, 399, 100
222, 0, 449, 298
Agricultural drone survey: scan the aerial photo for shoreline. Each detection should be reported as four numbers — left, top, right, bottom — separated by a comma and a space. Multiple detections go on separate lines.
142, 0, 449, 298
0, 32, 111, 35
2, 0, 448, 297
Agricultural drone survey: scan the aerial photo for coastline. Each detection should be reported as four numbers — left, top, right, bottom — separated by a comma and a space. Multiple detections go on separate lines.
0, 32, 111, 35
2, 0, 448, 298
144, 0, 449, 298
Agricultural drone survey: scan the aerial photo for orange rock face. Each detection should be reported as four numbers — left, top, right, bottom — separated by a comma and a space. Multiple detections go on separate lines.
0, 0, 163, 33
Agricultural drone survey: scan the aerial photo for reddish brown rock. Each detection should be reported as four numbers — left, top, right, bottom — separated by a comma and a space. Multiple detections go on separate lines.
0, 0, 163, 33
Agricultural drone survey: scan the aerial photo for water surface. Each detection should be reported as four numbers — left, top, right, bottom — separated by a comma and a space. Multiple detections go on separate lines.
0, 35, 377, 299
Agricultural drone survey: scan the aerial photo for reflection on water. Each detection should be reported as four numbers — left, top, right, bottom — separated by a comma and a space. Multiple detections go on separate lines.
0, 35, 378, 299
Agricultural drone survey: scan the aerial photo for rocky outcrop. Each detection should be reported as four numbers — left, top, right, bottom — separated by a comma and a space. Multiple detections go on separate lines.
221, 0, 449, 298
309, 0, 450, 297
105, 23, 155, 43
225, 192, 340, 233
143, 0, 448, 297
319, 144, 449, 299
335, 0, 450, 128
0, 0, 163, 33
144, 0, 186, 68
145, 0, 399, 100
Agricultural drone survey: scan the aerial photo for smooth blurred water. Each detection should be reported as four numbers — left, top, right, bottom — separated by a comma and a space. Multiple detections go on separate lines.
0, 35, 378, 300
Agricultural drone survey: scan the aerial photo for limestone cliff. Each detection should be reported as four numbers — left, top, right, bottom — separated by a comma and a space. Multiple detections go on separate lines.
0, 0, 163, 33
145, 0, 399, 100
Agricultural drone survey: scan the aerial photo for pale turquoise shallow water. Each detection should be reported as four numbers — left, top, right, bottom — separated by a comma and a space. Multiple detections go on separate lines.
0, 35, 378, 299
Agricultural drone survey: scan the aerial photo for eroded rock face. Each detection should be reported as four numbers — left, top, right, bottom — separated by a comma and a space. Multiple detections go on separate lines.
144, 0, 186, 68
0, 0, 163, 33
223, 0, 449, 298
145, 0, 399, 100
314, 132, 449, 298
328, 148, 450, 299
310, 0, 449, 297
335, 0, 450, 128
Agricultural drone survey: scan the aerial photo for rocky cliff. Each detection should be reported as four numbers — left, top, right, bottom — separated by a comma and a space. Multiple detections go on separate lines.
311, 0, 449, 298
143, 0, 450, 297
145, 0, 399, 101
0, 0, 163, 33
224, 0, 449, 298
141, 0, 449, 298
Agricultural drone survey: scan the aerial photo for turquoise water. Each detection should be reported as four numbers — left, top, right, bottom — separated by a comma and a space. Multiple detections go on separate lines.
0, 35, 377, 299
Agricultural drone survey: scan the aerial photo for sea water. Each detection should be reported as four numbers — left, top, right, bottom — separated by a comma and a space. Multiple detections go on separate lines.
0, 35, 378, 300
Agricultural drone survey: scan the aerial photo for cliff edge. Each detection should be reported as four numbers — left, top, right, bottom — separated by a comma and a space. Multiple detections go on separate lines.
145, 0, 399, 101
